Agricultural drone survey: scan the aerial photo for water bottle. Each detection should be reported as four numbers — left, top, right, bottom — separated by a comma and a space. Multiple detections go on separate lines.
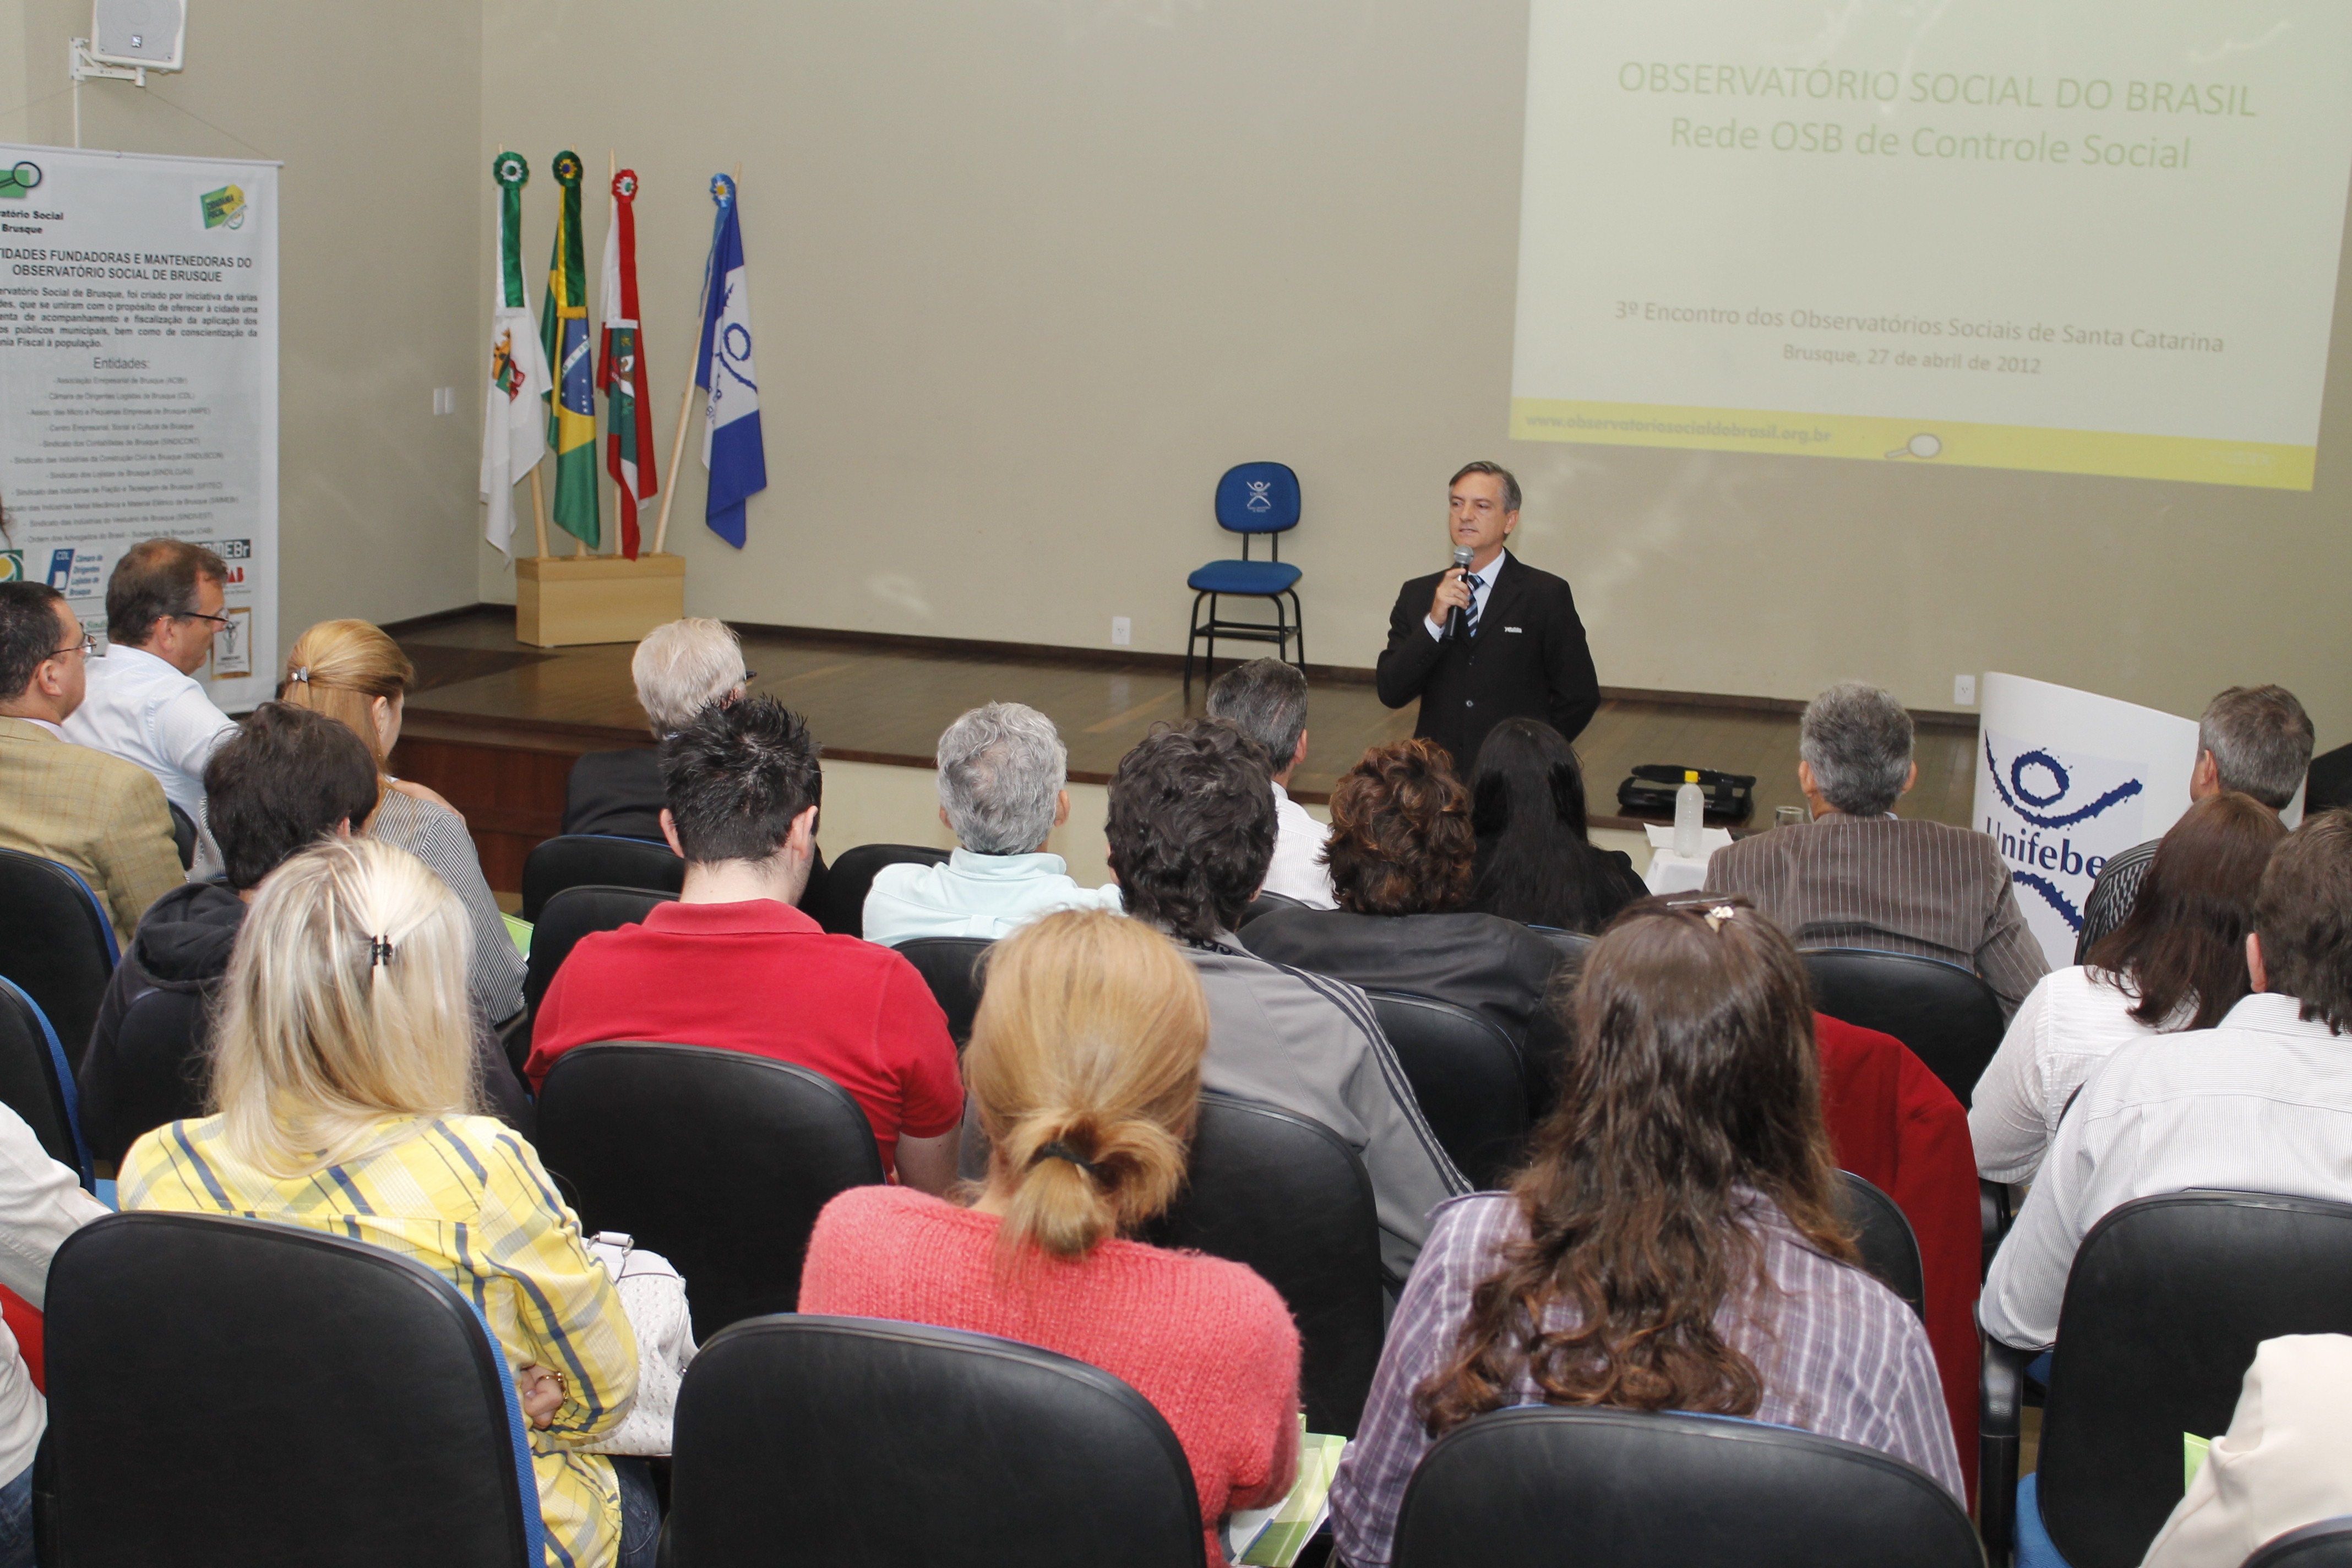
1673, 770, 1705, 858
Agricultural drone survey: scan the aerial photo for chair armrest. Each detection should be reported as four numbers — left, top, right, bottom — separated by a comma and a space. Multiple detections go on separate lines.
1979, 1179, 2015, 1277
1980, 1326, 2037, 1565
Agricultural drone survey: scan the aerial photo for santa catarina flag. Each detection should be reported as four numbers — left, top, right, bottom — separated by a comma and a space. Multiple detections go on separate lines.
480, 151, 551, 557
598, 167, 657, 560
694, 172, 766, 549
540, 150, 601, 549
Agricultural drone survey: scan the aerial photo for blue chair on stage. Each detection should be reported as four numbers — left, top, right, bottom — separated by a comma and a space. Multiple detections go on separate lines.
1185, 461, 1304, 693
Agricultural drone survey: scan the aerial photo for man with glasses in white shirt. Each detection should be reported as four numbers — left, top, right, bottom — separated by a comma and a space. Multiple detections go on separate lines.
64, 540, 237, 875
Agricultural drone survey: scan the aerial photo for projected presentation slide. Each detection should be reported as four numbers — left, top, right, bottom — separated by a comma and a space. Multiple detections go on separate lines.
1509, 1, 2352, 489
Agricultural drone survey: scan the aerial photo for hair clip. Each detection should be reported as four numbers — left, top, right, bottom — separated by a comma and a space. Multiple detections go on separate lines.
1033, 1140, 1099, 1177
1702, 905, 1737, 933
368, 935, 395, 968
287, 665, 311, 684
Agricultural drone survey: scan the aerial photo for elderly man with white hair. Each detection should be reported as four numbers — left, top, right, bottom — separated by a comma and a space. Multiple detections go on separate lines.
563, 617, 752, 842
862, 701, 1121, 946
1702, 679, 2048, 1019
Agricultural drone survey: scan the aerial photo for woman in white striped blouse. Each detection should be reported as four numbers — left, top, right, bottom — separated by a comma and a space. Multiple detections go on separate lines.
1329, 895, 1958, 1566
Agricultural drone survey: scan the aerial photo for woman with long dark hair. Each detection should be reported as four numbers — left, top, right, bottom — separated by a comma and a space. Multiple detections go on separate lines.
1328, 896, 1957, 1565
1466, 717, 1647, 933
1970, 791, 2285, 1184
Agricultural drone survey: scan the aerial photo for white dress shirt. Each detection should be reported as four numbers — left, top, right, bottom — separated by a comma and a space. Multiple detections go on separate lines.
1981, 992, 2352, 1349
1423, 548, 1507, 639
63, 643, 235, 869
862, 847, 1122, 946
1260, 781, 1336, 908
0, 1104, 110, 1483
1969, 965, 2185, 1184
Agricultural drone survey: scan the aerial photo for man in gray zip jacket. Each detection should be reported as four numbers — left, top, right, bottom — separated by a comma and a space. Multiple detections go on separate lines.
1107, 720, 1468, 1283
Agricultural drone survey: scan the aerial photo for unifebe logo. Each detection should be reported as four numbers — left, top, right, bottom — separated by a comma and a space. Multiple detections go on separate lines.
1981, 728, 2146, 955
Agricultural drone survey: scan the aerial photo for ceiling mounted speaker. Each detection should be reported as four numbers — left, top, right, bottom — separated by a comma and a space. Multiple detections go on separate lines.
90, 0, 186, 70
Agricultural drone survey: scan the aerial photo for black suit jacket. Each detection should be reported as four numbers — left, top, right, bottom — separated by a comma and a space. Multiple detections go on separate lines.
564, 748, 666, 842
1374, 554, 1600, 769
560, 745, 833, 912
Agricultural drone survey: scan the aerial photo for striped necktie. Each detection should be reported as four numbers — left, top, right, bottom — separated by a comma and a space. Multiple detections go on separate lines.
1462, 573, 1484, 640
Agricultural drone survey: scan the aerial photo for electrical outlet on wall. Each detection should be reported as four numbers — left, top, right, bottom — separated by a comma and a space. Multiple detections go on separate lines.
1954, 674, 1978, 706
431, 386, 457, 416
1111, 616, 1131, 646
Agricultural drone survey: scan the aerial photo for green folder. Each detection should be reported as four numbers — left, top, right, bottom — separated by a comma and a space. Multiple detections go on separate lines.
1228, 1420, 1347, 1568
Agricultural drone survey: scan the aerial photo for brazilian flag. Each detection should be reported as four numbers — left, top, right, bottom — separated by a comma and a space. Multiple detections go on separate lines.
540, 150, 601, 549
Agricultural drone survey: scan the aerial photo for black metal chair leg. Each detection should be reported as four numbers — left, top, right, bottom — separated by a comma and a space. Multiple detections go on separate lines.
1289, 589, 1306, 672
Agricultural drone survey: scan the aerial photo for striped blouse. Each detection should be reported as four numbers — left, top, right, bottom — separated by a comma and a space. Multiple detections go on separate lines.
1328, 1191, 1959, 1567
118, 1113, 639, 1568
368, 788, 530, 1025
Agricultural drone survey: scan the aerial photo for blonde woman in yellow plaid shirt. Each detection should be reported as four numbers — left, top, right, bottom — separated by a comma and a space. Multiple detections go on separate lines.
119, 838, 649, 1568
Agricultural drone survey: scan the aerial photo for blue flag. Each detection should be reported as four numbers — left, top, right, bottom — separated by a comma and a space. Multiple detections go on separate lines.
694, 173, 767, 549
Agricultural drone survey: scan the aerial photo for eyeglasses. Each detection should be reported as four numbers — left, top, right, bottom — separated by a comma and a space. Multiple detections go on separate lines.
49, 634, 95, 660
175, 611, 233, 628
741, 670, 758, 684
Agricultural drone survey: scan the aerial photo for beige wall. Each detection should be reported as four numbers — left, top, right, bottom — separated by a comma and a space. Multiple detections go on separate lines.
473, 0, 2351, 743
12, 0, 484, 651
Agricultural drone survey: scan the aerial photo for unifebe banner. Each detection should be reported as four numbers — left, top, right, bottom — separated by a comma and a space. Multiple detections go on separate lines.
1974, 672, 2198, 967
0, 143, 279, 710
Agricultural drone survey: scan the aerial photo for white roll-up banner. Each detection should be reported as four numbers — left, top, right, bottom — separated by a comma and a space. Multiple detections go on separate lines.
0, 143, 279, 710
1974, 672, 2200, 968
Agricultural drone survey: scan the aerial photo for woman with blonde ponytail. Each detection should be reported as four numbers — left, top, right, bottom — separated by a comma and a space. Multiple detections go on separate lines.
799, 908, 1301, 1566
276, 619, 526, 1025
117, 839, 656, 1568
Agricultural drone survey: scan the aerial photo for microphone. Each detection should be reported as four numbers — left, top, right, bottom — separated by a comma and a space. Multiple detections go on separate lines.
1445, 546, 1474, 643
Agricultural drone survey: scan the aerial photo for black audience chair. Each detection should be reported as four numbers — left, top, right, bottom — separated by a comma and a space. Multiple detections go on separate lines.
892, 936, 993, 1049
166, 801, 197, 872
1798, 948, 2005, 1109
518, 833, 684, 923
667, 1315, 1206, 1568
520, 885, 672, 1050
1982, 1191, 2352, 1568
0, 979, 89, 1180
1836, 1169, 1924, 1321
2247, 1521, 2352, 1568
1146, 1091, 1382, 1437
535, 1042, 884, 1341
810, 842, 952, 938
1365, 990, 1529, 1190
0, 846, 119, 1081
40, 1211, 543, 1567
1235, 889, 1304, 929
1391, 1405, 1982, 1568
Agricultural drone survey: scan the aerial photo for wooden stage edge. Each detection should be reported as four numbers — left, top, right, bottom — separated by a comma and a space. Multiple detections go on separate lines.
383, 602, 1981, 729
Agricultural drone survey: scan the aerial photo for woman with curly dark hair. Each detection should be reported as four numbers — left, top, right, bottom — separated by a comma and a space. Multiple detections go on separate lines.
1327, 896, 1959, 1566
1240, 738, 1565, 1061
1466, 717, 1648, 933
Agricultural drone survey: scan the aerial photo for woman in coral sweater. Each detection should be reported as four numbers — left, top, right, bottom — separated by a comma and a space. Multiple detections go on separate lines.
799, 908, 1300, 1565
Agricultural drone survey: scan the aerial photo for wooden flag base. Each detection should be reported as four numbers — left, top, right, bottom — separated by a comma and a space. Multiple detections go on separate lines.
515, 552, 685, 648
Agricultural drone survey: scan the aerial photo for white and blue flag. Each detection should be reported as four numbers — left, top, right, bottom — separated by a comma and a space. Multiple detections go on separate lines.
694, 172, 767, 548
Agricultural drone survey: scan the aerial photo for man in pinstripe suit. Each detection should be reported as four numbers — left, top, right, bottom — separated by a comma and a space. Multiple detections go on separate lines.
1705, 681, 2049, 1020
0, 582, 183, 946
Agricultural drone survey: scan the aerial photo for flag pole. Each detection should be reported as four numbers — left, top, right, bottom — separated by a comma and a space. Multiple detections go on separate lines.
602, 146, 617, 559
530, 467, 549, 558
652, 161, 739, 557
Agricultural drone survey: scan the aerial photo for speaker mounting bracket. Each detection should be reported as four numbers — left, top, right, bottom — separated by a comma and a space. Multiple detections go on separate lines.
69, 36, 148, 87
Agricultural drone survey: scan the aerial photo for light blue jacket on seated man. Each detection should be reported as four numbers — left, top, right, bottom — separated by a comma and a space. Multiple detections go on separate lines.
864, 701, 1121, 946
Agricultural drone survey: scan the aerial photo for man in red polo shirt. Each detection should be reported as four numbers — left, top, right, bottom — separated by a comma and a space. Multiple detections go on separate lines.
527, 695, 962, 1193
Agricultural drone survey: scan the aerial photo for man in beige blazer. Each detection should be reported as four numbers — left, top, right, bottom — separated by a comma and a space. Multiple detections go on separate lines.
0, 582, 184, 945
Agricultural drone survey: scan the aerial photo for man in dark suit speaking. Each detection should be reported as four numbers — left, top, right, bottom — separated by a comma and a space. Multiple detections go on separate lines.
1374, 462, 1599, 767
